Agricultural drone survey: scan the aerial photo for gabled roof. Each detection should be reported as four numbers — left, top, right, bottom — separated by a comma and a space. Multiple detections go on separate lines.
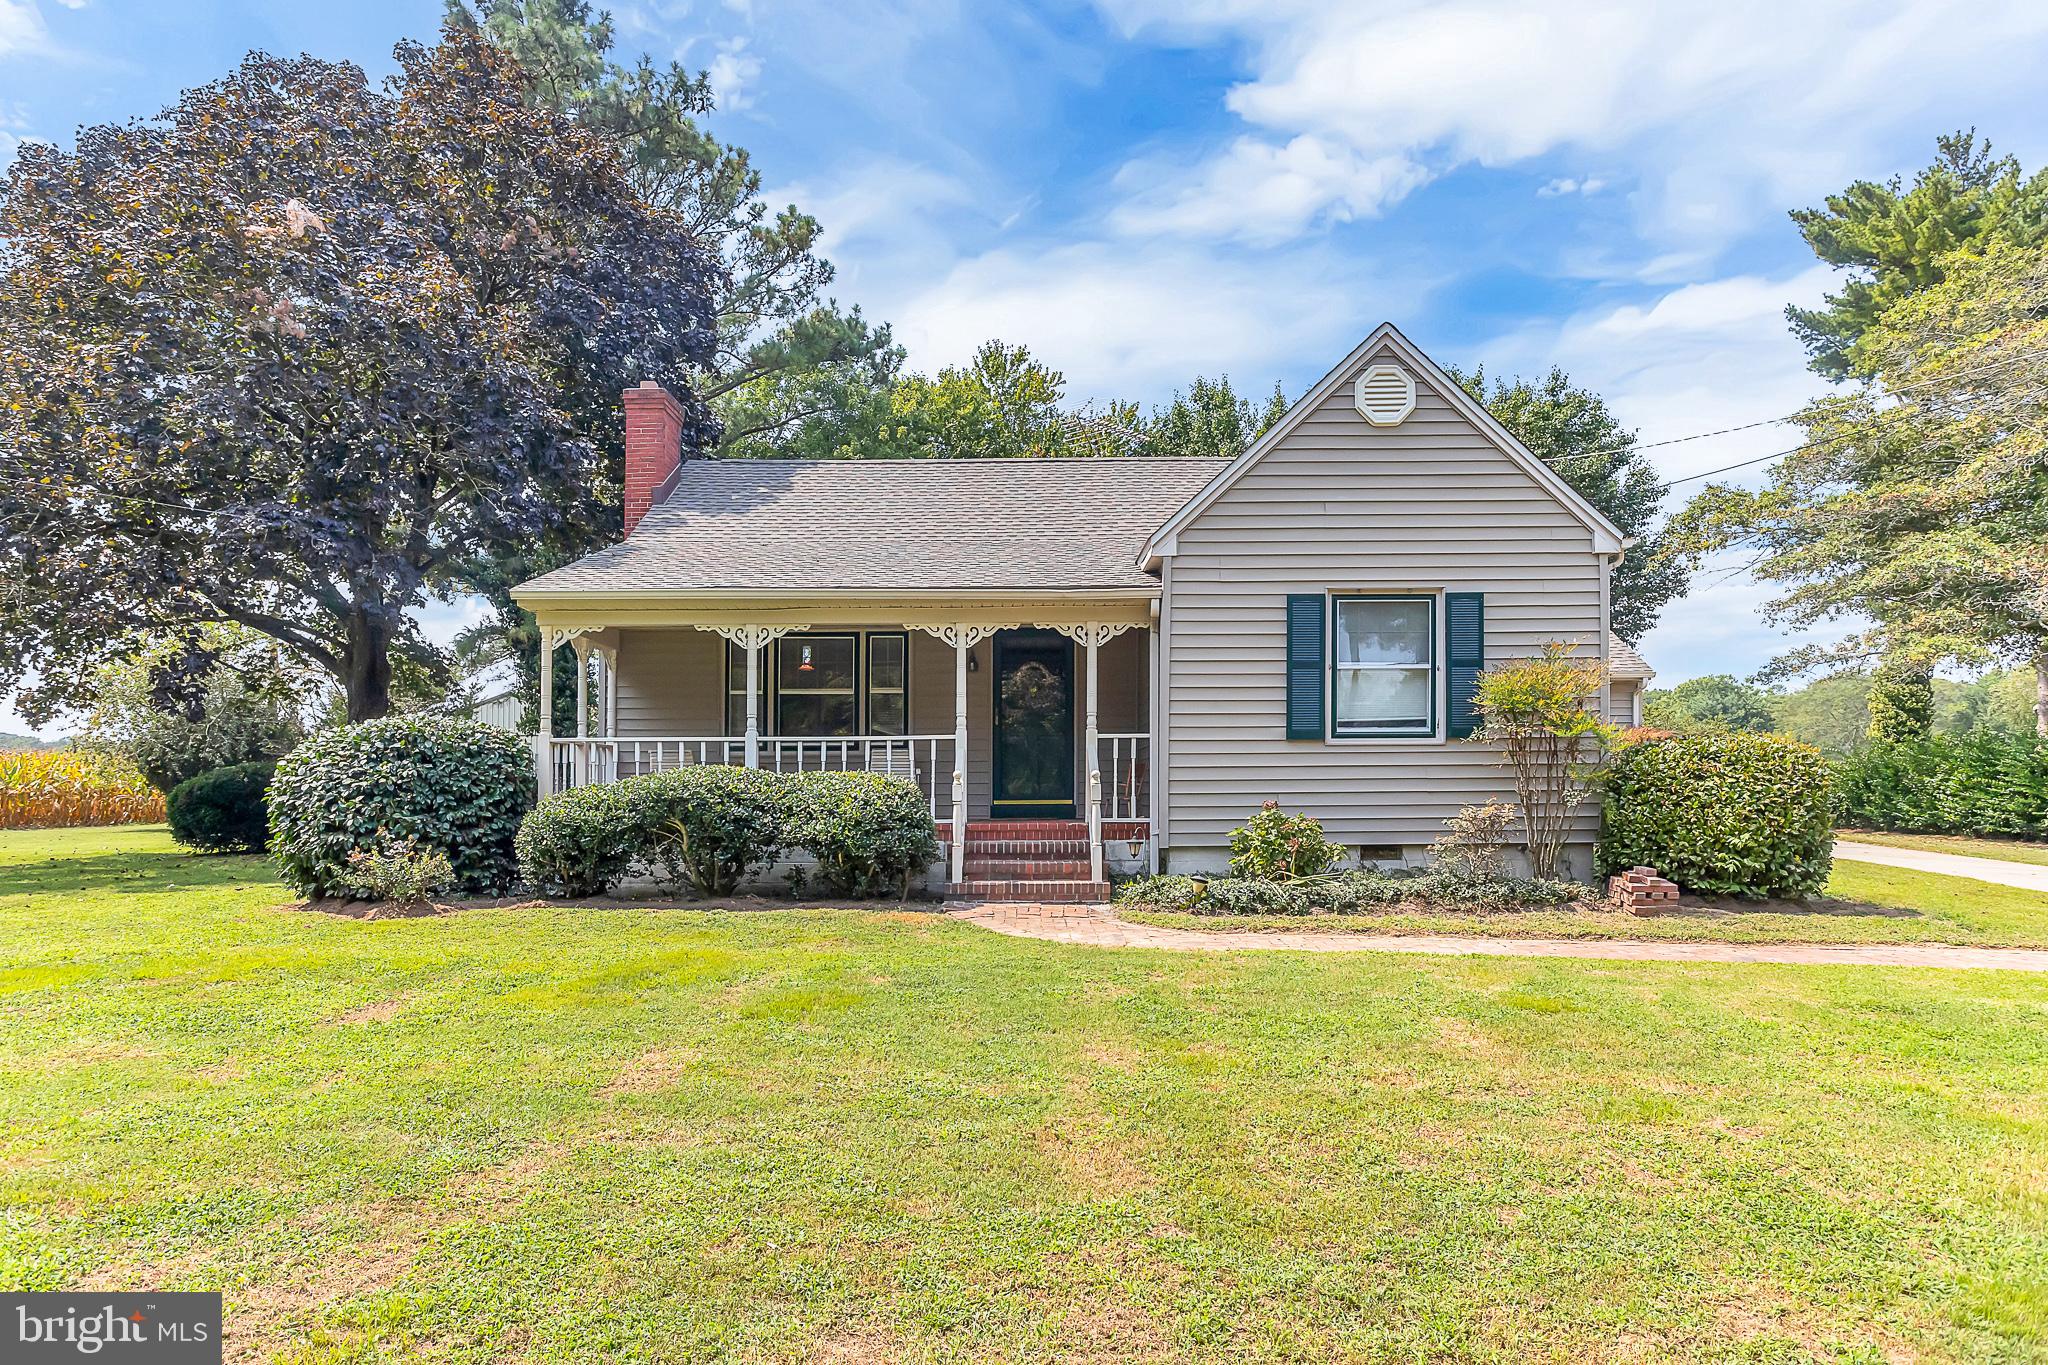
1607, 634, 1655, 681
515, 456, 1230, 597
1139, 322, 1628, 566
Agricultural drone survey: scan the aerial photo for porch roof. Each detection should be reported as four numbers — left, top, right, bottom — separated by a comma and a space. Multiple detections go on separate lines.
518, 457, 1229, 596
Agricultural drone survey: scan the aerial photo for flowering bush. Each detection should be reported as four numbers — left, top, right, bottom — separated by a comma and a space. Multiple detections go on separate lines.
337, 835, 455, 904
1472, 644, 1619, 879
1227, 802, 1346, 881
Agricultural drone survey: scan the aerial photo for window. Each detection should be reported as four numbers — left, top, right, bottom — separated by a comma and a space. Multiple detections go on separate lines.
1332, 596, 1435, 737
724, 642, 770, 735
865, 633, 908, 736
776, 634, 858, 737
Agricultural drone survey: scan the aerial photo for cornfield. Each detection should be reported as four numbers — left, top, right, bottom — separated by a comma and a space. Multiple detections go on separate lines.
0, 749, 166, 830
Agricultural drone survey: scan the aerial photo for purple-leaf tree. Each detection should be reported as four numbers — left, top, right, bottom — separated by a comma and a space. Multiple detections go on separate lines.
0, 24, 719, 723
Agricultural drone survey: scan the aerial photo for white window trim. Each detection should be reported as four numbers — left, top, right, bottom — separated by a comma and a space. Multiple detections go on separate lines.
726, 629, 911, 737
1324, 591, 1447, 746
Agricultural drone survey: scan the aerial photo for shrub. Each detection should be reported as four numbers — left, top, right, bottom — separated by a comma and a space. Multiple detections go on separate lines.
1111, 874, 1206, 912
1833, 733, 2048, 838
1600, 731, 1833, 899
336, 836, 455, 904
0, 749, 164, 829
787, 771, 940, 898
1115, 867, 1587, 917
632, 765, 790, 897
1473, 643, 1617, 879
1227, 802, 1346, 880
166, 761, 274, 853
1427, 800, 1514, 882
267, 716, 531, 898
516, 783, 642, 898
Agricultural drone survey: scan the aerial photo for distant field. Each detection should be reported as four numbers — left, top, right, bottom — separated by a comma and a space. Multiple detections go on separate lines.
0, 748, 162, 830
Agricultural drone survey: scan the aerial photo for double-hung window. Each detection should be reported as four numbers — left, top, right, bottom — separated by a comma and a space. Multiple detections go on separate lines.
1332, 595, 1435, 737
775, 635, 859, 737
864, 633, 908, 736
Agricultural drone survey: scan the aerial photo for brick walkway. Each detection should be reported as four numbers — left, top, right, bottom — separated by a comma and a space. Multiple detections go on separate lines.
945, 902, 2048, 971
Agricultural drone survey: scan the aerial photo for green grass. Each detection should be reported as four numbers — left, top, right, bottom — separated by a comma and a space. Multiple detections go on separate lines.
4, 826, 2048, 1362
1124, 861, 2048, 949
1839, 828, 2048, 867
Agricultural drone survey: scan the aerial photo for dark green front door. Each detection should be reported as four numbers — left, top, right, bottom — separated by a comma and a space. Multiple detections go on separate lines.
992, 630, 1075, 819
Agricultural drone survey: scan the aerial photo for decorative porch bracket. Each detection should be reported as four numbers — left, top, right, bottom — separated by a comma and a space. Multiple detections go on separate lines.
908, 624, 1017, 884
1050, 622, 1144, 883
694, 624, 808, 767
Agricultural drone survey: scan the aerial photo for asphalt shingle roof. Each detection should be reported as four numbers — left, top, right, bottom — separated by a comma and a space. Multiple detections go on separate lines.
518, 457, 1229, 594
1607, 634, 1655, 680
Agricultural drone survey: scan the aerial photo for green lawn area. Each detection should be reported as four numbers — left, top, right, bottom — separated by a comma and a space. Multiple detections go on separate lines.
4, 826, 2047, 1362
1124, 860, 2048, 948
1839, 828, 2048, 867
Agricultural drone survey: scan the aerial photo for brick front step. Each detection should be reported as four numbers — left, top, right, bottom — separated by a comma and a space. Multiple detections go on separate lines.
955, 839, 1091, 858
945, 879, 1111, 903
964, 857, 1093, 879
950, 819, 1088, 839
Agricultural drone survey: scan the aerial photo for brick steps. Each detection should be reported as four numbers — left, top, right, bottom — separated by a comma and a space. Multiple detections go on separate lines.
940, 819, 1106, 903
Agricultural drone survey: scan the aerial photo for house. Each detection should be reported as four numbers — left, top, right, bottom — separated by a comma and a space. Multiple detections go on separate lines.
512, 323, 1640, 900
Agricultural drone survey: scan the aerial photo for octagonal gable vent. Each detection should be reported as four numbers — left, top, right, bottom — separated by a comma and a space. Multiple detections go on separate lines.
1353, 363, 1416, 426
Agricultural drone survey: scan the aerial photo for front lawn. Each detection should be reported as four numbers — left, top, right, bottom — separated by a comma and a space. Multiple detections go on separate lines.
1123, 860, 2048, 948
3, 826, 2046, 1361
1839, 828, 2048, 867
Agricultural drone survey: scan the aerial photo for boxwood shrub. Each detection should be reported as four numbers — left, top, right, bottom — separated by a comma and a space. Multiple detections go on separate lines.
1600, 731, 1833, 899
787, 772, 940, 897
268, 716, 531, 897
166, 760, 275, 853
515, 782, 642, 898
629, 765, 791, 897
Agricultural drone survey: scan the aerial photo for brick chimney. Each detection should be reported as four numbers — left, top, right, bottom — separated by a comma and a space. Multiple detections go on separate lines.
622, 381, 686, 537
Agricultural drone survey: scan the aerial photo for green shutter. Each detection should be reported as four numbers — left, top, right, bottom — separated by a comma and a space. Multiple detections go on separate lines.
1445, 592, 1485, 738
1285, 594, 1325, 740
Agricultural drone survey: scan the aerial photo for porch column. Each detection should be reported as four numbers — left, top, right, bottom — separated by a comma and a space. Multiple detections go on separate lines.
535, 625, 555, 799
1054, 622, 1140, 884
909, 623, 1010, 886
1147, 618, 1161, 874
598, 644, 617, 738
698, 625, 806, 769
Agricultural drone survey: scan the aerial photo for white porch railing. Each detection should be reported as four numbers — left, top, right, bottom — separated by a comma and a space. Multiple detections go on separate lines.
1096, 733, 1151, 824
546, 734, 958, 820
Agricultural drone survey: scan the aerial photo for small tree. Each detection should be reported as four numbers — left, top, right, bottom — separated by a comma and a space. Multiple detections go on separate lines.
1867, 656, 1935, 741
1472, 643, 1618, 879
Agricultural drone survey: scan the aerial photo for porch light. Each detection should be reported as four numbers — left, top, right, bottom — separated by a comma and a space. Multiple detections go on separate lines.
1126, 835, 1145, 861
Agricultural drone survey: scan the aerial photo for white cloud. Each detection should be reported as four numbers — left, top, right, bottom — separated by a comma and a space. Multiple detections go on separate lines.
1095, 0, 2048, 250
706, 36, 761, 112
891, 240, 1427, 401
1111, 135, 1428, 244
1537, 176, 1604, 198
0, 1, 55, 58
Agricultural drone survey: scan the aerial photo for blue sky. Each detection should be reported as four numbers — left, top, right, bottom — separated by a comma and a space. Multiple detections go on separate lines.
7, 0, 2048, 734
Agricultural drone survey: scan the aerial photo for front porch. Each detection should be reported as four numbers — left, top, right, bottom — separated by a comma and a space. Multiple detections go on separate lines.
531, 605, 1156, 889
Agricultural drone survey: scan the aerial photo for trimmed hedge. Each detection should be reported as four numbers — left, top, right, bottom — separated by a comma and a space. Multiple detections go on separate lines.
513, 767, 937, 900
788, 771, 940, 897
166, 760, 274, 853
514, 782, 641, 898
631, 765, 790, 897
1600, 731, 1834, 899
1833, 733, 2048, 838
268, 716, 531, 898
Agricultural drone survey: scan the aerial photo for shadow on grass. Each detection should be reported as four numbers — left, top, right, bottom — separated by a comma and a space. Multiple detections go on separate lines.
0, 849, 275, 897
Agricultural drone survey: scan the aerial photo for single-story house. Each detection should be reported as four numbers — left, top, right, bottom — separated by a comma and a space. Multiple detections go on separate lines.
513, 323, 1649, 900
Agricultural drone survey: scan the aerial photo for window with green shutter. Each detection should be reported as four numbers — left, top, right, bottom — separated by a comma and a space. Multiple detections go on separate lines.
1445, 592, 1485, 738
1285, 594, 1325, 739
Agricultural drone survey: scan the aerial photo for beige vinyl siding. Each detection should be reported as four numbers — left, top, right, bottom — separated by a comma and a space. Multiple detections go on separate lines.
1607, 677, 1643, 727
612, 624, 1148, 819
1162, 347, 1608, 873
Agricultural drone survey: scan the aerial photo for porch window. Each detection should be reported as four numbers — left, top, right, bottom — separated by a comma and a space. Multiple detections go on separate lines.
865, 633, 908, 736
1332, 596, 1435, 737
776, 634, 858, 736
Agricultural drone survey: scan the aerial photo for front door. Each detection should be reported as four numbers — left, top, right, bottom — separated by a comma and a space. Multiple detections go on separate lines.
992, 630, 1076, 819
